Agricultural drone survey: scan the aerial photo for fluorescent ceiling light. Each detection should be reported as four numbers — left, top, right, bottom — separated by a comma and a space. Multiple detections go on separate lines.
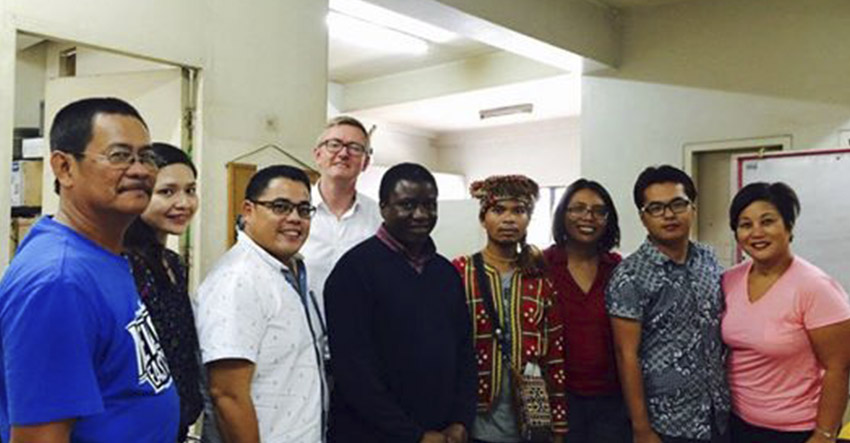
327, 11, 428, 55
329, 0, 457, 43
479, 103, 534, 120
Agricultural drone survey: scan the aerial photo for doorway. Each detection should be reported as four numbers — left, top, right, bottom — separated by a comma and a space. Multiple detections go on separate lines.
685, 136, 789, 268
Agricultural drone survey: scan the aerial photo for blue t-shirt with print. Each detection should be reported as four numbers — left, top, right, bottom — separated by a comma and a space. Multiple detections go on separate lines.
0, 217, 179, 442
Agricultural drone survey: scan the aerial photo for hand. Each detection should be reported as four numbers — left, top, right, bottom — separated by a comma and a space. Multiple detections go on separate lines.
805, 431, 837, 443
420, 430, 449, 443
633, 427, 662, 443
441, 423, 467, 443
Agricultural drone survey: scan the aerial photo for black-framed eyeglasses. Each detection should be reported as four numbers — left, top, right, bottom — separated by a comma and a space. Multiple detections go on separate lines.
76, 146, 160, 170
641, 198, 692, 217
566, 204, 609, 221
250, 198, 317, 219
319, 138, 372, 157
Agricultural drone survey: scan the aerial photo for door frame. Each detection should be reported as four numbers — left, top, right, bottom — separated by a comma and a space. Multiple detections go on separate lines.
683, 135, 791, 240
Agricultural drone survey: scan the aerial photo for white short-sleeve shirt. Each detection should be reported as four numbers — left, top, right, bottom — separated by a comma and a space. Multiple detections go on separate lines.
301, 185, 381, 318
196, 233, 322, 443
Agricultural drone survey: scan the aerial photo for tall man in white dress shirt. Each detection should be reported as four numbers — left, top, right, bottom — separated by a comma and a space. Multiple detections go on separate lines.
301, 116, 382, 318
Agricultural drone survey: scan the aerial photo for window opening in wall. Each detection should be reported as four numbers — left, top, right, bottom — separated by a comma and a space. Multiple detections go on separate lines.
59, 47, 76, 77
528, 185, 566, 247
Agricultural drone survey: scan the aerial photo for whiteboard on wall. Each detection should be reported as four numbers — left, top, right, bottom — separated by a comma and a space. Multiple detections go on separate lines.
737, 149, 850, 292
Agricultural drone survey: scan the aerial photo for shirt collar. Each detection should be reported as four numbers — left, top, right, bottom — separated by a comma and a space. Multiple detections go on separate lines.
544, 244, 618, 267
638, 237, 703, 267
376, 224, 436, 273
313, 181, 362, 218
237, 229, 301, 273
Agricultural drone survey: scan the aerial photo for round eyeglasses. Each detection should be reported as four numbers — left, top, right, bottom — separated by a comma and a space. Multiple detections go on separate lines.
319, 138, 372, 157
566, 205, 609, 221
77, 146, 160, 170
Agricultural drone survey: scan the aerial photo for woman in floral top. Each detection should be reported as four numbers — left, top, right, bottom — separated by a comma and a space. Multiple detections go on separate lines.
124, 142, 202, 442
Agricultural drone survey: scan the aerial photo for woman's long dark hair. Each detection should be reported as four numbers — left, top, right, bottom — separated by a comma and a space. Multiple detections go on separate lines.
124, 143, 196, 285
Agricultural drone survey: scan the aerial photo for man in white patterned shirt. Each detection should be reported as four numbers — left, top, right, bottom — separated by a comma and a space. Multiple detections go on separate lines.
196, 165, 325, 443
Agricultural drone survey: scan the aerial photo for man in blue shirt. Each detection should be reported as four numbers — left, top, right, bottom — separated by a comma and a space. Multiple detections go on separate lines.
606, 165, 729, 443
0, 98, 179, 442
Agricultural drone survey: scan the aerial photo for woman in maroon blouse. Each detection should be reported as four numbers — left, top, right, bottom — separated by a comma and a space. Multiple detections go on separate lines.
544, 178, 629, 443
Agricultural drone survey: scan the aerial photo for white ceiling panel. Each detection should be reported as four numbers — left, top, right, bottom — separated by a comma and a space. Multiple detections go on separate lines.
352, 74, 580, 133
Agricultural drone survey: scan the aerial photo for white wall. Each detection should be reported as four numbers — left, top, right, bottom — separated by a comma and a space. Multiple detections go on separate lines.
436, 116, 581, 186
14, 41, 46, 129
582, 0, 850, 253
0, 0, 329, 275
327, 82, 344, 117
369, 122, 439, 169
330, 94, 442, 171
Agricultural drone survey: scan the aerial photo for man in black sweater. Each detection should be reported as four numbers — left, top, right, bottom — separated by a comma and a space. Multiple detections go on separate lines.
325, 162, 476, 443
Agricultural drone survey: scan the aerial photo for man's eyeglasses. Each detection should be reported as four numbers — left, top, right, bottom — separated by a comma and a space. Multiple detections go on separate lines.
641, 198, 692, 218
77, 146, 160, 170
566, 204, 609, 221
319, 138, 372, 157
251, 198, 317, 219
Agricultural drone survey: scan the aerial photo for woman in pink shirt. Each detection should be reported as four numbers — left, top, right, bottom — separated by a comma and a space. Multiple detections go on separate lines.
722, 182, 850, 443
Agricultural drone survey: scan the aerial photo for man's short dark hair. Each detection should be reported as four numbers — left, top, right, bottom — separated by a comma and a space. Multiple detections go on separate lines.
50, 97, 148, 194
245, 165, 311, 201
552, 178, 621, 252
50, 97, 147, 156
379, 162, 437, 205
632, 165, 697, 210
729, 181, 800, 233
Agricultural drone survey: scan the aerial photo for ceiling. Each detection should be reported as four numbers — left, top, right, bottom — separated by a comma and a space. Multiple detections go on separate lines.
352, 74, 581, 133
327, 6, 580, 133
16, 34, 45, 51
328, 32, 497, 84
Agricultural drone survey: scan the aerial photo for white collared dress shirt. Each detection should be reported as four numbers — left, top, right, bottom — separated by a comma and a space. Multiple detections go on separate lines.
301, 185, 381, 318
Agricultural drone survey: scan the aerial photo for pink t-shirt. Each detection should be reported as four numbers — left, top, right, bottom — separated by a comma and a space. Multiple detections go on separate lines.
722, 256, 850, 431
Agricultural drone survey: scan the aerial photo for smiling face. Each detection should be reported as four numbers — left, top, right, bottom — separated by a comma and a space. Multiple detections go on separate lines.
639, 182, 695, 246
482, 199, 531, 247
380, 179, 438, 250
314, 124, 370, 182
735, 199, 793, 265
242, 177, 311, 264
563, 188, 608, 247
140, 163, 198, 236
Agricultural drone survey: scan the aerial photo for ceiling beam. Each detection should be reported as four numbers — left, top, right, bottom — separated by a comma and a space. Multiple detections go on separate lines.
363, 0, 620, 70
342, 50, 564, 112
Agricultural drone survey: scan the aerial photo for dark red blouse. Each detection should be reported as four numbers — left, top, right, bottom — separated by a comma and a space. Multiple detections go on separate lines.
544, 245, 622, 396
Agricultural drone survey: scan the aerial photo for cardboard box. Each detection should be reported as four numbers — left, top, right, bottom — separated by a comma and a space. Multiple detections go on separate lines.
21, 137, 45, 159
10, 160, 43, 207
9, 217, 37, 260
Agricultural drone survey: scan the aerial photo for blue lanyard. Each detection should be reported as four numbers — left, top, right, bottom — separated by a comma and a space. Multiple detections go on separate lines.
281, 260, 328, 441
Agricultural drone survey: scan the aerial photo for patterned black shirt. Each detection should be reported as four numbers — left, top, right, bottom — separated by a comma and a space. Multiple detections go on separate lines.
606, 239, 730, 440
126, 248, 203, 442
